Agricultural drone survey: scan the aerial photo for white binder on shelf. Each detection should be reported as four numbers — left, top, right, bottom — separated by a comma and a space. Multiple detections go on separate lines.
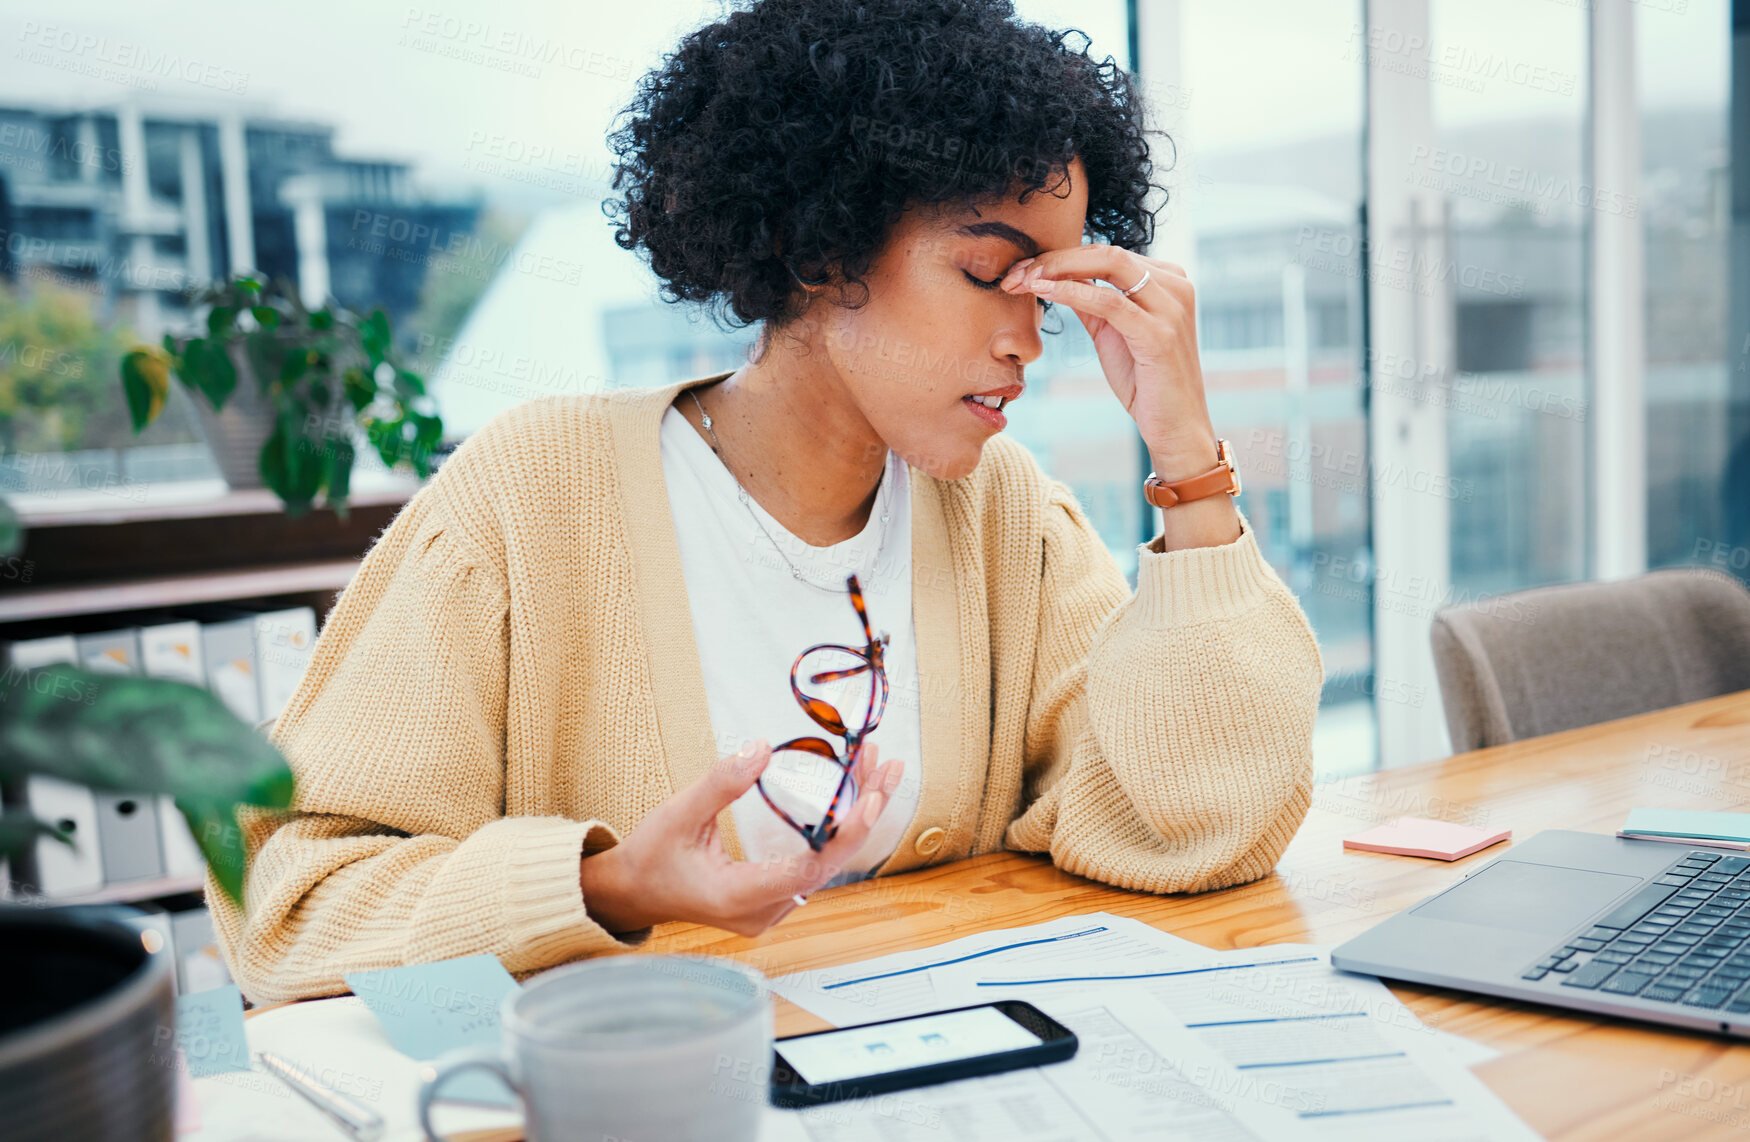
191, 612, 263, 727
138, 618, 207, 685
185, 602, 317, 727
138, 617, 212, 880
6, 631, 80, 673
92, 791, 166, 885
154, 799, 206, 882
76, 629, 166, 885
4, 634, 104, 896
16, 775, 105, 897
75, 628, 140, 678
252, 606, 316, 725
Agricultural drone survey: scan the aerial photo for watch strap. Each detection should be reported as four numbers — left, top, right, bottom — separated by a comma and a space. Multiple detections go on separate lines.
1143, 439, 1241, 509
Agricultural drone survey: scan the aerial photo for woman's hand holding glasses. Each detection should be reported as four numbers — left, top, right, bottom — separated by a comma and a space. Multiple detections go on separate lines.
579, 738, 905, 937
580, 574, 904, 937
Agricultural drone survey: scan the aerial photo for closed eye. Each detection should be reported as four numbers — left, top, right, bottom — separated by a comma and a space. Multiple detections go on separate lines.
963, 269, 1054, 311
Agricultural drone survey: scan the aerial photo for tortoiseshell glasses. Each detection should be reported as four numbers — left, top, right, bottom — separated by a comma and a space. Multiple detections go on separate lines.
756, 572, 890, 852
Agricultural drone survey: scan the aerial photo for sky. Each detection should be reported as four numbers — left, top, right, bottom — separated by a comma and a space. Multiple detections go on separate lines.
0, 0, 1729, 213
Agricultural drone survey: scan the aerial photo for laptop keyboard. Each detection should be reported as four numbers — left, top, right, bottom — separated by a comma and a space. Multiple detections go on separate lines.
1521, 850, 1750, 1011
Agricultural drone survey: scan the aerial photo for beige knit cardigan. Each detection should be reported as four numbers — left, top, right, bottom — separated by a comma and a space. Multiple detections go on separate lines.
209, 371, 1325, 1005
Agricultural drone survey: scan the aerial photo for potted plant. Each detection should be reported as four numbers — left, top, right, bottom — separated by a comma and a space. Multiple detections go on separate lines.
0, 491, 295, 1141
119, 273, 445, 518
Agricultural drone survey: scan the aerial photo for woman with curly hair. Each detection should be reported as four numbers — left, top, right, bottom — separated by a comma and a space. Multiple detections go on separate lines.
212, 0, 1323, 1004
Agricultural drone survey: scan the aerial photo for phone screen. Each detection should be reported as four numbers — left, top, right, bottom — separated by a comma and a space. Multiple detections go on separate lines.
777, 1006, 1045, 1085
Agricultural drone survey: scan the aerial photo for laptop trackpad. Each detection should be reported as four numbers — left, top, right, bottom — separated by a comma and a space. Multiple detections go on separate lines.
1410, 860, 1643, 935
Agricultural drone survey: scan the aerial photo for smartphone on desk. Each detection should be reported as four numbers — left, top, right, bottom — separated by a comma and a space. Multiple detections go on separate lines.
769, 1000, 1078, 1108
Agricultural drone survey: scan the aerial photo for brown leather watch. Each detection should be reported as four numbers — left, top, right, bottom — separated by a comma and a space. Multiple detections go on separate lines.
1142, 438, 1242, 509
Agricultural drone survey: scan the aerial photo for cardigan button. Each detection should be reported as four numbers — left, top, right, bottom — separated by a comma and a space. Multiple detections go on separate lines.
914, 827, 946, 858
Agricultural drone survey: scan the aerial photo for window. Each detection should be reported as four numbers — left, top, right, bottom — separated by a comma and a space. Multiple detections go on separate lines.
1428, 0, 1591, 603
1170, 0, 1373, 777
1642, 0, 1745, 583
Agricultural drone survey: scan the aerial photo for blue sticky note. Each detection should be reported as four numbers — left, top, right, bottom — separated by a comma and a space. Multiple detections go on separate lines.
345, 954, 519, 1107
1625, 808, 1750, 843
174, 983, 252, 1078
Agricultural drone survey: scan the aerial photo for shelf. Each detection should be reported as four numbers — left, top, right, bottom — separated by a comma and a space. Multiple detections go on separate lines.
0, 559, 364, 623
0, 476, 415, 629
8, 476, 422, 528
8, 873, 206, 909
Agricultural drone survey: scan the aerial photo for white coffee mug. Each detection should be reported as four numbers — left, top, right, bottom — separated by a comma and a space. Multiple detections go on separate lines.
417, 954, 773, 1142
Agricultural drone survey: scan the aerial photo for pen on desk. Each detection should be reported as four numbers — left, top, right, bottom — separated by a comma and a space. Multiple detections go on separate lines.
256, 1050, 385, 1142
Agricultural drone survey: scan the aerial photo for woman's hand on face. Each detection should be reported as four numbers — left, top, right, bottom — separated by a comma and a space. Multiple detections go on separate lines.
579, 739, 905, 937
1000, 245, 1217, 480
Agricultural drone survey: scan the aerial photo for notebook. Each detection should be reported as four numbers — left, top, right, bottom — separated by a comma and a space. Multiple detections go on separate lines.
184, 996, 522, 1141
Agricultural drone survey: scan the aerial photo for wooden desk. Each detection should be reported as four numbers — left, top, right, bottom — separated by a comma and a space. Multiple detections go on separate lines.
636, 687, 1750, 1141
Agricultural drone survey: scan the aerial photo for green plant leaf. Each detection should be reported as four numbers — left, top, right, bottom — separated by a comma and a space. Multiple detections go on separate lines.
290, 431, 323, 507
181, 802, 248, 903
258, 426, 290, 505
310, 309, 334, 332
279, 349, 310, 385
0, 665, 295, 905
258, 419, 318, 518
181, 337, 237, 410
244, 328, 281, 394
409, 415, 445, 479
343, 366, 373, 412
413, 412, 443, 449
362, 309, 391, 354
263, 403, 318, 517
393, 368, 426, 399
120, 348, 170, 431
207, 305, 237, 338
250, 305, 280, 329
322, 430, 355, 518
177, 337, 213, 405
367, 417, 403, 468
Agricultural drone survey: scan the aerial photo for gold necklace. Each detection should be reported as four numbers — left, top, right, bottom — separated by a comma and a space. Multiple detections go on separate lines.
686, 387, 893, 594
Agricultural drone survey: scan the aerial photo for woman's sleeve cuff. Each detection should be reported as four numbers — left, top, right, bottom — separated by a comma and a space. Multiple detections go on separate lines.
1132, 513, 1284, 627
498, 817, 650, 964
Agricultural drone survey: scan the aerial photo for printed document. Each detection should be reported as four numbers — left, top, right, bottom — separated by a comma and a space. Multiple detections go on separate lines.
771, 913, 1534, 1142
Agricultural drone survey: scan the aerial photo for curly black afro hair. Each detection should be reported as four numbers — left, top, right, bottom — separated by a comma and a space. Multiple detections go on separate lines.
602, 0, 1168, 330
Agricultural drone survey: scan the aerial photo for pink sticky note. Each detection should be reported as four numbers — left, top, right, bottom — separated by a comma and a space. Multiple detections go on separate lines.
1343, 817, 1511, 861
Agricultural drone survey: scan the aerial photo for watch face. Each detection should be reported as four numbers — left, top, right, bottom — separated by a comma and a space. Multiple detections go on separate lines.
1216, 439, 1241, 497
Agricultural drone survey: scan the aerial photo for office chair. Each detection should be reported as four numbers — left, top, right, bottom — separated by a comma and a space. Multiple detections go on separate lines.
1431, 568, 1750, 753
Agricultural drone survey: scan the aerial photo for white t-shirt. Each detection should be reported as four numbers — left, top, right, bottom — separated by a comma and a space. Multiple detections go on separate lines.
658, 402, 923, 885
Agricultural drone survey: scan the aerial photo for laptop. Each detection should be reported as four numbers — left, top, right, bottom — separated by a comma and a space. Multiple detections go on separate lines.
1331, 828, 1750, 1036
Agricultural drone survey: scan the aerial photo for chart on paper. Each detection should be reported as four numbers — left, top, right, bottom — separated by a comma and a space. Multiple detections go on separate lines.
965, 946, 1536, 1142
771, 912, 1208, 1027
